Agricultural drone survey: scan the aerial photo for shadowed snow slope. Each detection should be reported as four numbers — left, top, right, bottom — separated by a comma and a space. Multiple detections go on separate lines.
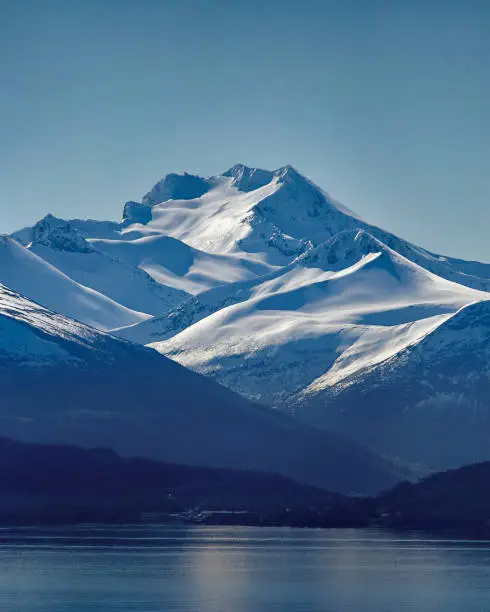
91, 233, 275, 295
0, 235, 146, 331
27, 216, 188, 315
299, 300, 490, 471
149, 231, 488, 408
0, 283, 399, 495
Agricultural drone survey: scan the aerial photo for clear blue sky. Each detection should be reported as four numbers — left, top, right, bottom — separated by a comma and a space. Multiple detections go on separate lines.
1, 0, 489, 260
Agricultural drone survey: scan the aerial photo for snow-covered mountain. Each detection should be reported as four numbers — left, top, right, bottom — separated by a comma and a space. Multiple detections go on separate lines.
112, 163, 490, 291
147, 230, 488, 408
14, 164, 490, 291
13, 164, 490, 323
10, 163, 490, 472
114, 164, 361, 265
0, 282, 398, 494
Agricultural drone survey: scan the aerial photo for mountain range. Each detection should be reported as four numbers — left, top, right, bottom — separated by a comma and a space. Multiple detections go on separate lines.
0, 281, 397, 494
6, 163, 490, 475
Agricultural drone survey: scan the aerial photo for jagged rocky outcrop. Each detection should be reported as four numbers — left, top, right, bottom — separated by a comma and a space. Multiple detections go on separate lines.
142, 172, 210, 206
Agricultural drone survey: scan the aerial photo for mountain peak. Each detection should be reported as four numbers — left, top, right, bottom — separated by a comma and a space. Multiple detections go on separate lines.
223, 163, 251, 175
31, 215, 94, 254
297, 229, 389, 270
142, 172, 210, 206
273, 164, 303, 181
222, 164, 274, 192
122, 201, 152, 226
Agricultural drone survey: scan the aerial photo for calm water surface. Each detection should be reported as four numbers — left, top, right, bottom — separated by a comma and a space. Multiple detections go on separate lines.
0, 525, 490, 611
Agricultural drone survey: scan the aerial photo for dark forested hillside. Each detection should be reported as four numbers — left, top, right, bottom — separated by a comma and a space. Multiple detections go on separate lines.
360, 461, 490, 535
0, 437, 344, 525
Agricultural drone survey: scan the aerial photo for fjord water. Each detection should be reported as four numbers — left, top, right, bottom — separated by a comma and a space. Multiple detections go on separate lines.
1, 526, 490, 611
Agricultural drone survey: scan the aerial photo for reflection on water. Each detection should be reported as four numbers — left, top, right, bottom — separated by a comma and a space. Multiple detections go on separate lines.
0, 526, 490, 611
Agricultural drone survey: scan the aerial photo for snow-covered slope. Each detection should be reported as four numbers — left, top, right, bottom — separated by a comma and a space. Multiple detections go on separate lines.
0, 235, 146, 331
91, 233, 275, 295
0, 282, 398, 494
27, 215, 188, 314
148, 231, 488, 407
299, 300, 490, 471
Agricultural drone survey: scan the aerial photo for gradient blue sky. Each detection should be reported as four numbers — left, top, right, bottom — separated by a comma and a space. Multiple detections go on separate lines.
1, 0, 489, 260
